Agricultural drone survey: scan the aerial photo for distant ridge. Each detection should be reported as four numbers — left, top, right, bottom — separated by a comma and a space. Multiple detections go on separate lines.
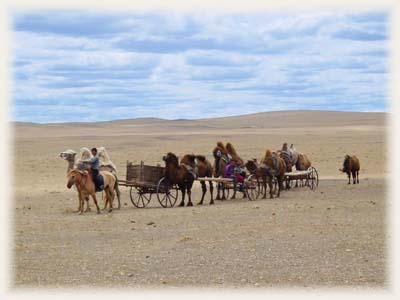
13, 110, 386, 126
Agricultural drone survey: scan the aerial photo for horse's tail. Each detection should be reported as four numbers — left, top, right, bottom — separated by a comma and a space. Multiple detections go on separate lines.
113, 174, 121, 209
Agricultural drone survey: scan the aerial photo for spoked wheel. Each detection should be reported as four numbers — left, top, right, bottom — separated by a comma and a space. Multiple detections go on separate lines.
307, 167, 319, 190
156, 177, 178, 208
245, 174, 261, 201
130, 187, 152, 208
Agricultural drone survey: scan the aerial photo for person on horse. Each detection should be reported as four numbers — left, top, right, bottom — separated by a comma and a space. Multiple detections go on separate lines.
88, 147, 103, 191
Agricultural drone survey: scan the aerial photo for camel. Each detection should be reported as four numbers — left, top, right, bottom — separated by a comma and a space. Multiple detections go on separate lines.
162, 152, 196, 207
281, 143, 311, 187
67, 168, 118, 214
339, 155, 360, 184
260, 149, 286, 198
296, 153, 311, 171
245, 160, 271, 199
226, 142, 244, 166
195, 155, 214, 205
60, 147, 121, 210
213, 142, 230, 200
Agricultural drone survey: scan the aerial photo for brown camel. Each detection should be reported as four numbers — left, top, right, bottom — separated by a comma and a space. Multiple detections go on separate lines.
195, 155, 214, 205
66, 169, 118, 214
339, 155, 360, 184
261, 149, 286, 198
245, 160, 271, 199
213, 142, 230, 200
226, 142, 244, 166
162, 152, 196, 207
296, 153, 312, 171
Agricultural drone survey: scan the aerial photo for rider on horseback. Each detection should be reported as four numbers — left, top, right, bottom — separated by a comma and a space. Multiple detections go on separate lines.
88, 148, 103, 191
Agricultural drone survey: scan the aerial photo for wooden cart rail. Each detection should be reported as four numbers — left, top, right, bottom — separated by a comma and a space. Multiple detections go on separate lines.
284, 166, 319, 190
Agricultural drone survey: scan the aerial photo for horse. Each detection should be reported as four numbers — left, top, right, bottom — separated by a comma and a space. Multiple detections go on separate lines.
339, 155, 360, 184
66, 168, 119, 214
213, 142, 230, 200
195, 155, 214, 205
162, 152, 196, 207
261, 149, 286, 198
60, 147, 121, 210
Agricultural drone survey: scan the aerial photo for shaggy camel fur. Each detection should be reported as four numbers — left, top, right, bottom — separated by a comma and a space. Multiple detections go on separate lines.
340, 155, 360, 184
261, 149, 286, 198
67, 169, 118, 214
195, 155, 214, 205
213, 142, 230, 200
163, 152, 196, 207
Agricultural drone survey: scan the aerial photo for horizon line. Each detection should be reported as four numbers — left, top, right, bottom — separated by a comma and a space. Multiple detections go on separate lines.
11, 109, 387, 125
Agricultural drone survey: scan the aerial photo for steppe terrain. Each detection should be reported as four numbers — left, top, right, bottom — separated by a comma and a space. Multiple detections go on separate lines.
12, 110, 387, 288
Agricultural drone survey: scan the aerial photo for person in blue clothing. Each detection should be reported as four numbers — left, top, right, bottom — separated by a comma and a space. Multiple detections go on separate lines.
88, 147, 101, 189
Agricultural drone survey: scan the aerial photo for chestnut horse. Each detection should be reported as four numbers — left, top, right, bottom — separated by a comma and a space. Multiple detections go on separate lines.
67, 169, 118, 214
195, 155, 214, 205
162, 152, 196, 207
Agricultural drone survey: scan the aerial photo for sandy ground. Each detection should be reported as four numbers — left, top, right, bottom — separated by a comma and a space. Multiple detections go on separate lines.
12, 110, 387, 288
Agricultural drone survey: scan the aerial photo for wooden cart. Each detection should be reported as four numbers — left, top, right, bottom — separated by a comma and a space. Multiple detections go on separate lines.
118, 161, 178, 208
284, 166, 319, 190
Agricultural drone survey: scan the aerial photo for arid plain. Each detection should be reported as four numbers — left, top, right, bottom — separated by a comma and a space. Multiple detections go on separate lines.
12, 110, 387, 288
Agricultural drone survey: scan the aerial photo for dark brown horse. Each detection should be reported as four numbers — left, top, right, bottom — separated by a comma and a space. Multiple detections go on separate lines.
162, 152, 196, 207
261, 149, 286, 198
195, 155, 214, 205
213, 142, 230, 200
339, 155, 360, 184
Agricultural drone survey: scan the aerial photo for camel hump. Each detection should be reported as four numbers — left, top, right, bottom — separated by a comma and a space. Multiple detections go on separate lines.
226, 142, 237, 156
195, 155, 206, 162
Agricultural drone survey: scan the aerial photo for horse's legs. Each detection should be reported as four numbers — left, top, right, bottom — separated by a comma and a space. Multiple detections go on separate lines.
198, 181, 207, 205
91, 193, 101, 214
108, 188, 114, 213
77, 193, 84, 214
84, 197, 91, 212
209, 181, 214, 205
178, 188, 186, 207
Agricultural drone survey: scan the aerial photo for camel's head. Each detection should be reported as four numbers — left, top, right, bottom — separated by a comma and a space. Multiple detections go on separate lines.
340, 155, 351, 173
60, 150, 77, 162
163, 152, 179, 166
245, 160, 258, 173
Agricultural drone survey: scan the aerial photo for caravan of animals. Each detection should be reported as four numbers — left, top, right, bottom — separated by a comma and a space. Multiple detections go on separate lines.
60, 142, 360, 214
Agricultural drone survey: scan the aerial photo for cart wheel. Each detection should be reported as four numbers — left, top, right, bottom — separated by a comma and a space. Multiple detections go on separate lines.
244, 174, 260, 201
130, 187, 151, 208
156, 177, 178, 208
307, 167, 319, 190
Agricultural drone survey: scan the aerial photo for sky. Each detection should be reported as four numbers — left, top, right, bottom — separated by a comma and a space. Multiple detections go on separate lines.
11, 10, 388, 123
